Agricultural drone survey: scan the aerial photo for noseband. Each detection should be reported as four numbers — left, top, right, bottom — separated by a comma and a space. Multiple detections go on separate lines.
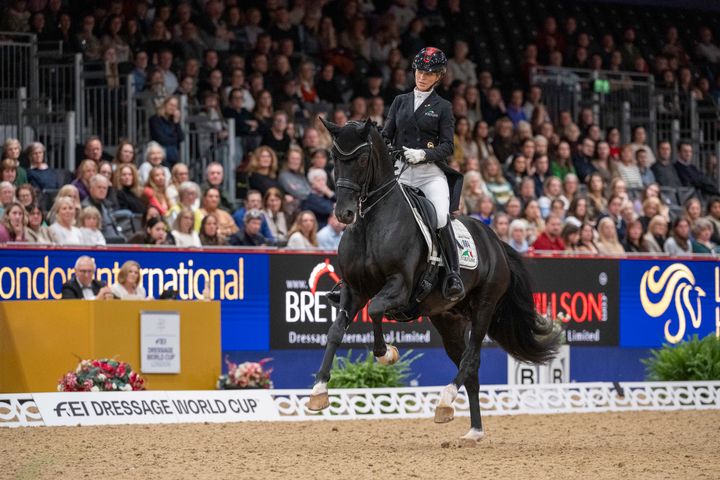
332, 134, 397, 218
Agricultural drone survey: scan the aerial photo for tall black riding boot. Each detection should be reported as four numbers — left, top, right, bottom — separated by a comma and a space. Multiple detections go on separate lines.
438, 217, 465, 302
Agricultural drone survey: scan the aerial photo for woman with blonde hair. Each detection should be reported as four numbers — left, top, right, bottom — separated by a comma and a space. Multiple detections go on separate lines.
171, 207, 202, 247
585, 172, 608, 220
596, 216, 626, 254
0, 202, 27, 242
166, 163, 190, 207
149, 95, 184, 166
49, 196, 83, 245
263, 187, 288, 244
111, 260, 147, 299
461, 170, 490, 215
2, 138, 27, 185
286, 210, 319, 249
644, 215, 668, 253
79, 206, 106, 246
481, 156, 513, 207
138, 141, 171, 185
247, 145, 280, 195
278, 146, 311, 202
142, 165, 172, 215
71, 159, 98, 201
47, 184, 82, 224
114, 163, 145, 213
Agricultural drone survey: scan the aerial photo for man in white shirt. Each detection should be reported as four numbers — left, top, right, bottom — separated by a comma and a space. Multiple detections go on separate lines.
317, 211, 345, 250
61, 256, 113, 299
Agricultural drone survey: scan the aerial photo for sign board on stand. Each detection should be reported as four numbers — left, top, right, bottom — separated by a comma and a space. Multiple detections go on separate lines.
140, 311, 181, 374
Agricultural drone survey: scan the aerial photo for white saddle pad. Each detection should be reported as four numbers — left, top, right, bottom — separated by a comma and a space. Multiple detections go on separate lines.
453, 220, 478, 270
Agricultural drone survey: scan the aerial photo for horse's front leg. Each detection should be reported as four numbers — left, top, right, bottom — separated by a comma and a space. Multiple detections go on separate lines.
368, 273, 411, 366
307, 286, 363, 411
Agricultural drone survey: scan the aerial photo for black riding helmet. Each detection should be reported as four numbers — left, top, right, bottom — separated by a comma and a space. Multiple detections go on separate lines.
412, 47, 448, 74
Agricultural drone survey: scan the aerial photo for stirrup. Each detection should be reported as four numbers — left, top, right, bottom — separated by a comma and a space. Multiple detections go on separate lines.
442, 273, 465, 302
325, 281, 342, 307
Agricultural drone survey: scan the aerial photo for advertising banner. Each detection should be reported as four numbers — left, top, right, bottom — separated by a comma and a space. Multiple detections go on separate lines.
620, 260, 720, 347
268, 254, 443, 349
525, 258, 619, 346
0, 248, 269, 350
33, 390, 278, 426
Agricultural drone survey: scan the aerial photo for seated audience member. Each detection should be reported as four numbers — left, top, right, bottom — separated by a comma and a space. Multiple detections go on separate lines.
82, 174, 121, 239
301, 168, 335, 229
111, 260, 148, 300
71, 159, 98, 201
623, 220, 648, 253
263, 187, 288, 244
1, 158, 19, 186
508, 219, 529, 253
166, 163, 190, 207
142, 166, 173, 216
201, 187, 238, 239
16, 184, 36, 208
705, 197, 720, 244
0, 202, 27, 242
561, 223, 581, 251
232, 189, 273, 239
278, 146, 311, 201
286, 210, 319, 249
600, 194, 627, 241
229, 209, 270, 246
138, 141, 172, 186
199, 213, 226, 246
127, 206, 161, 244
532, 214, 565, 251
98, 161, 118, 210
79, 206, 106, 246
643, 215, 668, 253
663, 217, 692, 255
577, 222, 599, 253
167, 181, 203, 231
112, 140, 137, 170
613, 145, 643, 189
2, 138, 27, 185
674, 141, 720, 197
114, 164, 145, 214
149, 95, 184, 166
171, 207, 202, 247
46, 184, 81, 224
596, 217, 626, 255
481, 156, 514, 207
461, 171, 490, 215
0, 181, 15, 214
202, 162, 233, 212
50, 197, 83, 245
651, 140, 682, 188
491, 213, 510, 243
471, 194, 496, 225
317, 210, 345, 250
61, 255, 113, 299
144, 217, 174, 245
26, 142, 63, 190
691, 218, 719, 254
25, 204, 53, 243
247, 145, 280, 196
636, 149, 656, 187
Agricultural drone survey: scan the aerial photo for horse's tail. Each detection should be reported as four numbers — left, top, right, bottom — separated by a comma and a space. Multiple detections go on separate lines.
488, 243, 561, 364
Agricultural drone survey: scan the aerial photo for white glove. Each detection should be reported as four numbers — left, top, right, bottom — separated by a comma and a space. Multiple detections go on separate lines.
403, 147, 426, 164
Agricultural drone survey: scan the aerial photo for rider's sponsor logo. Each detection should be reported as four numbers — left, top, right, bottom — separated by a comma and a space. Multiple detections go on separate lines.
640, 264, 707, 344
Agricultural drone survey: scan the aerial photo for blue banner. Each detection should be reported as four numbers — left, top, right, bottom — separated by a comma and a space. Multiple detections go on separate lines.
619, 259, 720, 347
0, 247, 269, 351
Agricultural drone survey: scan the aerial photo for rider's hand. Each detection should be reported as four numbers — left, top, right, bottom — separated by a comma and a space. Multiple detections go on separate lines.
403, 147, 426, 164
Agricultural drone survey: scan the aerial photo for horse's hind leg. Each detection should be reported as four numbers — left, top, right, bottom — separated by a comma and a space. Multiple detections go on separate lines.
308, 287, 363, 411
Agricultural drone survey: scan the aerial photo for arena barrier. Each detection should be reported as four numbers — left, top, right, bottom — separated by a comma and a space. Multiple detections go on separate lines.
2, 382, 719, 428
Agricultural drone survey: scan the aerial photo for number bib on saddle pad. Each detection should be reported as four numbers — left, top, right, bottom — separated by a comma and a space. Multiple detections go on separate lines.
452, 220, 478, 270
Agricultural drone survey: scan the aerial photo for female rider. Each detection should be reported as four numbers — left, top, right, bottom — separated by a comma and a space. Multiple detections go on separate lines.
381, 47, 465, 301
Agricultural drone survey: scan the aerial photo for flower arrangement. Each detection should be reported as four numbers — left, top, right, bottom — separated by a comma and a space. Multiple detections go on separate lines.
58, 359, 146, 392
217, 357, 273, 389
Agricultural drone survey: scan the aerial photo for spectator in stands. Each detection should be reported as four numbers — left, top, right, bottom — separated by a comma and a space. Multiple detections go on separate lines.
279, 146, 311, 203
505, 90, 527, 128
201, 187, 237, 239
171, 207, 202, 247
261, 111, 292, 161
201, 162, 233, 212
550, 140, 575, 180
98, 161, 119, 211
131, 50, 148, 91
138, 142, 171, 186
286, 210, 318, 249
674, 141, 720, 197
316, 209, 344, 250
143, 216, 173, 246
664, 217, 692, 255
82, 174, 121, 240
690, 218, 718, 254
61, 256, 113, 299
572, 137, 596, 183
0, 181, 15, 211
596, 217, 625, 255
505, 155, 530, 195
532, 214, 564, 251
566, 197, 588, 226
199, 213, 225, 246
26, 142, 62, 190
149, 95, 184, 167
228, 209, 270, 246
111, 260, 147, 300
644, 215, 668, 253
253, 90, 275, 132
562, 173, 580, 203
522, 199, 544, 240
1, 159, 19, 185
0, 201, 26, 242
83, 136, 104, 165
166, 163, 189, 207
71, 159, 97, 201
461, 171, 489, 216
113, 164, 144, 214
50, 196, 82, 244
623, 220, 648, 253
695, 27, 720, 65
470, 194, 495, 225
263, 187, 288, 245
447, 40, 477, 87
613, 145, 643, 190
223, 87, 259, 137
508, 219, 529, 253
2, 138, 27, 185
481, 88, 506, 126
142, 166, 172, 216
561, 223, 581, 252
683, 197, 703, 228
635, 149, 656, 187
590, 140, 613, 184
629, 126, 656, 166
79, 206, 106, 246
247, 146, 280, 195
25, 204, 52, 243
491, 213, 510, 243
578, 222, 599, 254
302, 168, 335, 229
585, 172, 608, 220
75, 14, 102, 60
650, 141, 680, 189
704, 197, 720, 244
481, 156, 513, 207
538, 176, 566, 218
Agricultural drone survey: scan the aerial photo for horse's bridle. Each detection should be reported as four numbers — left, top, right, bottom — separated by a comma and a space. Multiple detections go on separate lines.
332, 133, 399, 218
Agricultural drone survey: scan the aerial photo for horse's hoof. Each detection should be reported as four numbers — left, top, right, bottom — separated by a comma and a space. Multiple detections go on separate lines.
307, 392, 330, 411
459, 428, 485, 447
434, 405, 455, 423
376, 345, 399, 365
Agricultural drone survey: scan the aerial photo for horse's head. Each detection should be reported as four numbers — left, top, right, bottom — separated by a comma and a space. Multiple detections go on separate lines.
319, 117, 389, 224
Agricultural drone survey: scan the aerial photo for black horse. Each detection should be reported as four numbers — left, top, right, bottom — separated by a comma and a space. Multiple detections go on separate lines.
308, 118, 560, 445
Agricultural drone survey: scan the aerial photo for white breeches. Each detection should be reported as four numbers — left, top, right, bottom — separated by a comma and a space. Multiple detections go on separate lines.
396, 161, 449, 228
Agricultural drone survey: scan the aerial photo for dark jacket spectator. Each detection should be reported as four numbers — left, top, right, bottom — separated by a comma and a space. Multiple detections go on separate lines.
149, 96, 185, 167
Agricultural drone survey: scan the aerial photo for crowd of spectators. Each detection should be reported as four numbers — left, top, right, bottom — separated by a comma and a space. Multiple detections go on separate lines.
1, 1, 719, 255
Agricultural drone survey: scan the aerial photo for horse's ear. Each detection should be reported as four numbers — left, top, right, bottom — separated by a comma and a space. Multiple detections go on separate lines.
360, 118, 373, 138
319, 116, 341, 137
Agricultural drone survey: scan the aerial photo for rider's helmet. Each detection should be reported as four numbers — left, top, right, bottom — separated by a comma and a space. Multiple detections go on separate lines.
412, 47, 448, 75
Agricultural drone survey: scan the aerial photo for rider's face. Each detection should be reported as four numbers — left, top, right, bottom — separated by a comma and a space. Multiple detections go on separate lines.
415, 69, 440, 92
